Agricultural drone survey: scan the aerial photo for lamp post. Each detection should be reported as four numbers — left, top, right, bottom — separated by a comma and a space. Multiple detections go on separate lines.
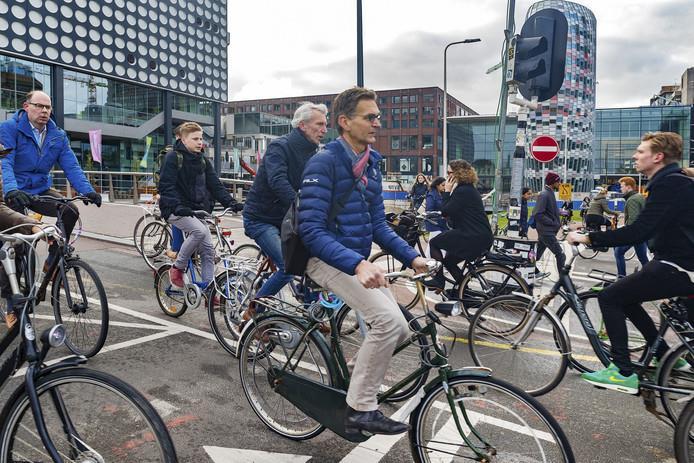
442, 38, 481, 175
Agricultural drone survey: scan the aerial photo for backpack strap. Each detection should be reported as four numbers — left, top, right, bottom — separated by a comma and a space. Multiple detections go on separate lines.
327, 156, 362, 224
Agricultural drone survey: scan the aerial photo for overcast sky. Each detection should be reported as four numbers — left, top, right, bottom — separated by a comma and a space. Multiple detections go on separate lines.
228, 0, 693, 114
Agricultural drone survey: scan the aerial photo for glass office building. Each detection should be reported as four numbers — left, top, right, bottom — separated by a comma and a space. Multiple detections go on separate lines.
593, 105, 693, 184
0, 0, 228, 173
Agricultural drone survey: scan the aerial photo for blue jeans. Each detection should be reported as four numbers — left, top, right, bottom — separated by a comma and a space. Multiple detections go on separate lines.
614, 242, 650, 277
171, 226, 184, 252
243, 218, 294, 298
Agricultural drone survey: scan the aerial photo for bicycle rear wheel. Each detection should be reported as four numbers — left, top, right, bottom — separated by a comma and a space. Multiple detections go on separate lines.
577, 244, 598, 259
368, 251, 419, 310
238, 315, 334, 440
140, 221, 172, 271
335, 304, 429, 402
658, 342, 694, 424
468, 295, 569, 396
457, 263, 530, 318
0, 367, 177, 462
409, 374, 575, 462
155, 264, 188, 317
133, 212, 156, 253
52, 259, 109, 358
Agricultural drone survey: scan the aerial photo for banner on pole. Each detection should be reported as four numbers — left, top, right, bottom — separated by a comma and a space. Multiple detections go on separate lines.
139, 136, 153, 169
88, 129, 102, 164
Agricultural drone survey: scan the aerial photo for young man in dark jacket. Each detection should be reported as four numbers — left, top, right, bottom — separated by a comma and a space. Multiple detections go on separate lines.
159, 122, 241, 288
242, 102, 327, 303
569, 132, 694, 393
519, 187, 532, 238
299, 87, 427, 436
533, 172, 565, 272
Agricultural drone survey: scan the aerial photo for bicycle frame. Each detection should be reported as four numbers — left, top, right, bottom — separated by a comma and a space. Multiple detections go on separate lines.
0, 227, 88, 462
257, 272, 498, 459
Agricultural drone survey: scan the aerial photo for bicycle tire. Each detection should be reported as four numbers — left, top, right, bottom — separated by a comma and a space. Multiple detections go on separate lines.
232, 243, 263, 262
457, 263, 530, 319
155, 263, 188, 317
238, 314, 335, 440
133, 212, 156, 253
577, 244, 599, 259
52, 259, 109, 358
334, 304, 429, 402
624, 247, 636, 261
674, 396, 694, 462
208, 267, 257, 353
658, 342, 694, 424
140, 221, 172, 271
368, 251, 419, 310
0, 367, 177, 462
409, 374, 575, 462
468, 295, 569, 396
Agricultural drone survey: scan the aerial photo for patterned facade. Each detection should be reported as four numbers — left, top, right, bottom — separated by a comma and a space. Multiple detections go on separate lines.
523, 0, 596, 192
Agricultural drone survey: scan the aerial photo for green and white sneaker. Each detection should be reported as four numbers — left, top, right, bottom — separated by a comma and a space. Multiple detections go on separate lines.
651, 357, 692, 372
581, 365, 639, 394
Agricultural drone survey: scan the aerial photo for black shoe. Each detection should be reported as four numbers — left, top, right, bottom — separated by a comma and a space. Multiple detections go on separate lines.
423, 275, 445, 290
344, 406, 410, 436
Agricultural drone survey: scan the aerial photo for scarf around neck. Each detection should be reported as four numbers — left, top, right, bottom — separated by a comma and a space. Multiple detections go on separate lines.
338, 137, 370, 186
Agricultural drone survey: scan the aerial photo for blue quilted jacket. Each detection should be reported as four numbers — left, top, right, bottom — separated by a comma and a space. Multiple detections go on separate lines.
298, 140, 419, 275
0, 110, 94, 195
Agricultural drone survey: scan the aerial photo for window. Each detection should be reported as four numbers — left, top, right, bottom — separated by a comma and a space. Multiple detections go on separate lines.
409, 107, 418, 114
393, 119, 400, 129
392, 108, 400, 115
378, 97, 387, 105
392, 96, 401, 104
405, 135, 418, 150
424, 94, 434, 102
401, 119, 408, 129
410, 117, 418, 128
422, 134, 433, 149
391, 136, 400, 150
410, 95, 417, 103
402, 96, 409, 104
423, 106, 434, 115
423, 119, 434, 128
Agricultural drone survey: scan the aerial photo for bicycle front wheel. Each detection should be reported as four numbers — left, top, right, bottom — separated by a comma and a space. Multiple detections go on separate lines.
468, 295, 569, 396
675, 397, 694, 463
658, 342, 694, 424
409, 374, 575, 462
140, 221, 172, 271
155, 264, 188, 318
0, 367, 177, 462
52, 259, 109, 358
368, 251, 419, 310
238, 315, 334, 440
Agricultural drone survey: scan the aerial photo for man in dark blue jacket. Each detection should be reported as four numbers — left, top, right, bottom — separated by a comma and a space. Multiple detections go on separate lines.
569, 132, 694, 394
0, 91, 101, 239
299, 87, 428, 436
533, 172, 565, 272
242, 102, 327, 304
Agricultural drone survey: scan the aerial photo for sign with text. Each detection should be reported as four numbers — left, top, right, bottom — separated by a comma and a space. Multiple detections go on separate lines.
558, 183, 572, 201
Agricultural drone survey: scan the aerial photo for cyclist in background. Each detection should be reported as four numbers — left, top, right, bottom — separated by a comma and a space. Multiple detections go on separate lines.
424, 176, 447, 257
568, 132, 694, 394
584, 187, 618, 230
614, 176, 649, 277
408, 173, 428, 211
519, 187, 532, 238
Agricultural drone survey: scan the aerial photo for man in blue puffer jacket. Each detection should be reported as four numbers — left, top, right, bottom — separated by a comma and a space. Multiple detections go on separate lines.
299, 87, 428, 436
0, 91, 100, 241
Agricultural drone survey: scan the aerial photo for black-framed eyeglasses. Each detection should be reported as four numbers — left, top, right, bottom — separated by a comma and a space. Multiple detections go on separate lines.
28, 102, 52, 111
356, 113, 381, 122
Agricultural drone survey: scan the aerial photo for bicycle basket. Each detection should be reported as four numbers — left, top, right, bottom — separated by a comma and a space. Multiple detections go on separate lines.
387, 211, 419, 245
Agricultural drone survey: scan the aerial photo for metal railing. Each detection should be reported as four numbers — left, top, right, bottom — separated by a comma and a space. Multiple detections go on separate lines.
51, 171, 253, 204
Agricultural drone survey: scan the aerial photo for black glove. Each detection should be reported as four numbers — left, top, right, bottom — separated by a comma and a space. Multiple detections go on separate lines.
5, 190, 32, 210
84, 191, 102, 207
174, 206, 193, 217
230, 202, 244, 213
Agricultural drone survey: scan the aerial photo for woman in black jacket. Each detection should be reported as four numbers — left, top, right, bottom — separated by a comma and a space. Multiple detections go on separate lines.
425, 160, 493, 289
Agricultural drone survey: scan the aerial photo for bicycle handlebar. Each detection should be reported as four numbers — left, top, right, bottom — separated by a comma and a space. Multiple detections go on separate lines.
0, 225, 57, 244
385, 260, 441, 281
31, 194, 95, 205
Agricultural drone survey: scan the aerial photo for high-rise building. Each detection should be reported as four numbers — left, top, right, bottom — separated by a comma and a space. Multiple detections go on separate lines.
650, 85, 682, 106
226, 87, 476, 181
682, 67, 694, 106
522, 0, 597, 192
0, 0, 228, 172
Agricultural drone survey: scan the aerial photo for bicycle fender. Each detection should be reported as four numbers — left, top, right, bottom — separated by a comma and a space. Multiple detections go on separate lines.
422, 367, 493, 396
37, 356, 88, 378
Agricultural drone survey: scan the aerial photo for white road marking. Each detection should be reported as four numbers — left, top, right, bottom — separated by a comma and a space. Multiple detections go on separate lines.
203, 447, 311, 463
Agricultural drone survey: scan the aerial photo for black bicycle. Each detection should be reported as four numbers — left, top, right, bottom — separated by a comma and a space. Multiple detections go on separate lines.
0, 225, 177, 462
12, 195, 109, 358
468, 244, 694, 422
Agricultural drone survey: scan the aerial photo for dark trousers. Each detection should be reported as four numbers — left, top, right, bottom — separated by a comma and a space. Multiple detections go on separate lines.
10, 189, 79, 239
598, 260, 694, 375
536, 232, 566, 272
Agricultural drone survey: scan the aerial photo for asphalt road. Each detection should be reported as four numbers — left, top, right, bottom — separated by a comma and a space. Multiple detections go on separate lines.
6, 236, 680, 463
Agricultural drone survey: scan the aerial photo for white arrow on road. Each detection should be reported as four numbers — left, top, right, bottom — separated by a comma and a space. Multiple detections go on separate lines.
204, 447, 312, 463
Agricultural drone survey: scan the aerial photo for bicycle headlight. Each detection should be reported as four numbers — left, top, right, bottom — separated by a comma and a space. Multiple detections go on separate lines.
46, 325, 67, 348
434, 301, 462, 317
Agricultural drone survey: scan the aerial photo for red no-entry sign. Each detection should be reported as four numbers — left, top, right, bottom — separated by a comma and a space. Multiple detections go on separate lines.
530, 136, 560, 163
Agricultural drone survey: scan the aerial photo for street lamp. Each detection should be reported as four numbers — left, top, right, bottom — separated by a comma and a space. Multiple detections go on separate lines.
442, 38, 481, 175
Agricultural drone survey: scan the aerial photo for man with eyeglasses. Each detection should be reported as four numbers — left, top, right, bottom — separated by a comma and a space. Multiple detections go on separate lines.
299, 87, 428, 436
0, 90, 101, 244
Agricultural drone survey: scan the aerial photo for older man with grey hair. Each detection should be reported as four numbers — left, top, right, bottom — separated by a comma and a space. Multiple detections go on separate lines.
239, 102, 328, 320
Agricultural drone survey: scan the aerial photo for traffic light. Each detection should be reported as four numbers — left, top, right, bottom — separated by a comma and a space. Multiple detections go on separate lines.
510, 8, 568, 102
